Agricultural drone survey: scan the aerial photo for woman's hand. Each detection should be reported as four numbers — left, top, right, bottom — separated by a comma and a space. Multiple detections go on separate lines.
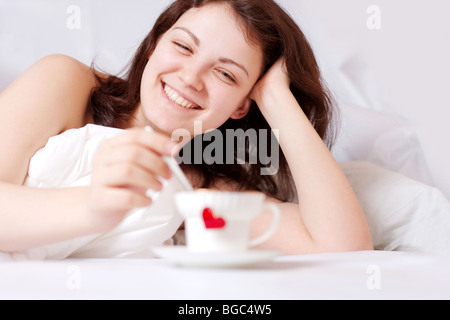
250, 58, 290, 109
87, 128, 176, 232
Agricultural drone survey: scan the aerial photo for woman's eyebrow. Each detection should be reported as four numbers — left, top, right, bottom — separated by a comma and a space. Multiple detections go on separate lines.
173, 26, 249, 78
173, 27, 200, 47
218, 57, 249, 78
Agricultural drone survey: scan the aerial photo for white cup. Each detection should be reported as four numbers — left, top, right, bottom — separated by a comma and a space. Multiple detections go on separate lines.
174, 190, 281, 253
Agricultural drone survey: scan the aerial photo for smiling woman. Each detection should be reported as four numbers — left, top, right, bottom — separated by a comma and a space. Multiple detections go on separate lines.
137, 4, 263, 134
0, 0, 373, 255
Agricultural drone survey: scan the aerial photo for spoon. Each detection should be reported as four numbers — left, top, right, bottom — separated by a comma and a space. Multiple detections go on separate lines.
145, 126, 194, 191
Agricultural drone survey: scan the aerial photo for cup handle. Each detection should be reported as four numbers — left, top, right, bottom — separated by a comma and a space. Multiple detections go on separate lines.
248, 203, 281, 247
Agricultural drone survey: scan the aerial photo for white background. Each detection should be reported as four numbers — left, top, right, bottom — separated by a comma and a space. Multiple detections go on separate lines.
0, 0, 449, 199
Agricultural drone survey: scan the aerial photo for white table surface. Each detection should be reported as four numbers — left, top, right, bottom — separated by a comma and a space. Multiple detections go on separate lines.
1, 250, 449, 300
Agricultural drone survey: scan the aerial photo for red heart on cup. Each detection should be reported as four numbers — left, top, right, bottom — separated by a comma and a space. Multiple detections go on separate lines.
202, 208, 226, 229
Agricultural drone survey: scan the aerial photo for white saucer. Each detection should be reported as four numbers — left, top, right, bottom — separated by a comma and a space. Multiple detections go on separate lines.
152, 246, 281, 268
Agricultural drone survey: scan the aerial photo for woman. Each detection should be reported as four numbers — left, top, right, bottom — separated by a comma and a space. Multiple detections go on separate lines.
0, 0, 373, 254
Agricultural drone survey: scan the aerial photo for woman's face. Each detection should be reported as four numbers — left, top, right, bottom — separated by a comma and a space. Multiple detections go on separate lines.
138, 3, 263, 136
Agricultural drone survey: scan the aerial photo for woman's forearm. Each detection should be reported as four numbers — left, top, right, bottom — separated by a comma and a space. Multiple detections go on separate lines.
258, 86, 373, 251
0, 182, 95, 252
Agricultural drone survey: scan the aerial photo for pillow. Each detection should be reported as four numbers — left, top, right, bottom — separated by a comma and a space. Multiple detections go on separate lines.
340, 161, 450, 255
332, 103, 434, 187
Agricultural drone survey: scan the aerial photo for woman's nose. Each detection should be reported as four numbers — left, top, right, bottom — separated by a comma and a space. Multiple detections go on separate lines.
178, 62, 205, 92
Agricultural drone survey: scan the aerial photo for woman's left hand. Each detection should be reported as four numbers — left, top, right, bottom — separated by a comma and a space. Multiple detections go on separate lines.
250, 57, 290, 109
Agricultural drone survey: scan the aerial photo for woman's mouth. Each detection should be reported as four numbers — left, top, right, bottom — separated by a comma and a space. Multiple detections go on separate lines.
163, 83, 202, 110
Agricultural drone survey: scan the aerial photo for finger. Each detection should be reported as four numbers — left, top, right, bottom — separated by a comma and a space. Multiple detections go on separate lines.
109, 188, 153, 211
92, 187, 153, 217
94, 162, 165, 193
279, 58, 288, 75
108, 128, 177, 157
95, 144, 172, 180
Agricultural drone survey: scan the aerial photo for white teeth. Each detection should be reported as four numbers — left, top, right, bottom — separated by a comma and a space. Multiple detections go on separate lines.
164, 84, 197, 109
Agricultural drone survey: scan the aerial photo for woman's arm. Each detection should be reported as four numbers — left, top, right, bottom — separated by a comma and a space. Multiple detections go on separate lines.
0, 54, 99, 252
0, 55, 175, 252
250, 60, 373, 254
0, 184, 94, 252
0, 127, 175, 253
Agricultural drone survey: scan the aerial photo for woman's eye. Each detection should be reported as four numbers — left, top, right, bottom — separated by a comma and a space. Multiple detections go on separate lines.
218, 70, 236, 83
174, 42, 192, 53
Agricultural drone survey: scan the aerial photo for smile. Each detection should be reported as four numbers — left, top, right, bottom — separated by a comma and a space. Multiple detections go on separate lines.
163, 83, 201, 110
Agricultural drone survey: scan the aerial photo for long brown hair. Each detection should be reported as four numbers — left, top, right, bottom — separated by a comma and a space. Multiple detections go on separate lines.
88, 0, 335, 202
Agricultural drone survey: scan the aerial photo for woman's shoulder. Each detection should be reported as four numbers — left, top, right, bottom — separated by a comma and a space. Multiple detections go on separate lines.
0, 54, 97, 184
31, 54, 93, 76
27, 54, 96, 102
23, 54, 95, 88
1, 54, 97, 128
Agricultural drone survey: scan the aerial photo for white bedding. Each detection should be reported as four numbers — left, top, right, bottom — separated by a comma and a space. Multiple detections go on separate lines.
1, 250, 449, 299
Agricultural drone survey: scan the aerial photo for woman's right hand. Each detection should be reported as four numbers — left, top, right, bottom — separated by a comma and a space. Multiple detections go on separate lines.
87, 128, 177, 232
